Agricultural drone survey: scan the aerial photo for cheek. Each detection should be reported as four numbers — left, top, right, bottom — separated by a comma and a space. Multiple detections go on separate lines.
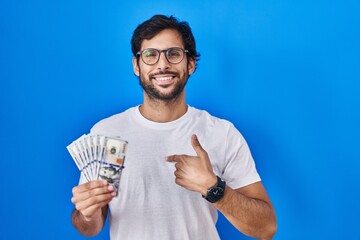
138, 64, 153, 77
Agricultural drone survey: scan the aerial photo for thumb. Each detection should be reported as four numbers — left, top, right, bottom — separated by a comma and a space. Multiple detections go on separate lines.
191, 134, 206, 157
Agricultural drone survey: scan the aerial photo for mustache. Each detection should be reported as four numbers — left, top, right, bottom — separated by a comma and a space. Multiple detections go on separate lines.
149, 71, 179, 78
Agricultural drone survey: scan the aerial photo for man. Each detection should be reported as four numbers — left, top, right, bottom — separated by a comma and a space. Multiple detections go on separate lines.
71, 15, 277, 240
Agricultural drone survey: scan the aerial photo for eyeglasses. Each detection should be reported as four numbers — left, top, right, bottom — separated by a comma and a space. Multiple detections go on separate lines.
136, 47, 189, 65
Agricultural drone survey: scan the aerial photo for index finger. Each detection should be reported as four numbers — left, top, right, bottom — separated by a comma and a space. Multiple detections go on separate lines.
166, 155, 185, 162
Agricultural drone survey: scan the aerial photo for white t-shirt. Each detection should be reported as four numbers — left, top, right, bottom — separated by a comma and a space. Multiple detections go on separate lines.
89, 106, 260, 240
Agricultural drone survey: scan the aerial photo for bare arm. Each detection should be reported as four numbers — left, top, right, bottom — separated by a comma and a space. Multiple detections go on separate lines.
71, 205, 108, 236
71, 180, 115, 236
167, 135, 277, 239
214, 182, 277, 239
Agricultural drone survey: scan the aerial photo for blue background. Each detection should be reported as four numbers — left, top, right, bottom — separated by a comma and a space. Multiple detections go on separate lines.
1, 0, 359, 239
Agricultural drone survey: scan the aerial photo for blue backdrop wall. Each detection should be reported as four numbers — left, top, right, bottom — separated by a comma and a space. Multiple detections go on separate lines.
1, 0, 359, 239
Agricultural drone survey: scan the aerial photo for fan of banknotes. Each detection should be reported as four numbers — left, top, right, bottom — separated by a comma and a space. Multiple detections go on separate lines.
67, 134, 128, 194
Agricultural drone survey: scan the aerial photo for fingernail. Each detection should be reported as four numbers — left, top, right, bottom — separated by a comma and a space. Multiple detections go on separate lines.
108, 185, 114, 191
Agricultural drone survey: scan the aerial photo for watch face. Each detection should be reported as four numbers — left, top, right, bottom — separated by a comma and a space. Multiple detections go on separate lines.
204, 176, 226, 203
207, 186, 224, 203
212, 187, 224, 196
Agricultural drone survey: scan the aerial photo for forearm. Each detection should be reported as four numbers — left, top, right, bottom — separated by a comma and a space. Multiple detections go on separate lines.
71, 207, 107, 237
214, 186, 277, 239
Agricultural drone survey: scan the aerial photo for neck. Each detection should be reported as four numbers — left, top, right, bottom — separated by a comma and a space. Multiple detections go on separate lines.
140, 92, 188, 123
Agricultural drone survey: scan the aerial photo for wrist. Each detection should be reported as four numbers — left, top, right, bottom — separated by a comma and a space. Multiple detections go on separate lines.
200, 175, 217, 196
79, 208, 102, 223
202, 176, 226, 203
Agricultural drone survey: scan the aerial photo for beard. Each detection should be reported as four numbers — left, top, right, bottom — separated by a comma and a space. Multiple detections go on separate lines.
138, 69, 189, 102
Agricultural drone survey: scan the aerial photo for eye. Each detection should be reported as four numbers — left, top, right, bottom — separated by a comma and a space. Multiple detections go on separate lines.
143, 49, 158, 58
168, 49, 182, 58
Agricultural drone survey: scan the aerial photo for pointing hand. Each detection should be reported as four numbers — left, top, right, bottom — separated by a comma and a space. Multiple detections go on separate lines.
166, 134, 217, 195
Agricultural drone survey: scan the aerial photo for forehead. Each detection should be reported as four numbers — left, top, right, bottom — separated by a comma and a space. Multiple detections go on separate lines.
141, 29, 184, 50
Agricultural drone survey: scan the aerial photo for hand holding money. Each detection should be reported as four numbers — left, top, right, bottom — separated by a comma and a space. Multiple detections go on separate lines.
71, 180, 115, 221
67, 134, 128, 195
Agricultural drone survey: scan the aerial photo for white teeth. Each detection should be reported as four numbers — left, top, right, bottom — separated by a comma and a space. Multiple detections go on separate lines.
155, 77, 172, 81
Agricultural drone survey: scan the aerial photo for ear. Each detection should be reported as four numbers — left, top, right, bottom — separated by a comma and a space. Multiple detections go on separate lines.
188, 58, 196, 75
132, 56, 140, 76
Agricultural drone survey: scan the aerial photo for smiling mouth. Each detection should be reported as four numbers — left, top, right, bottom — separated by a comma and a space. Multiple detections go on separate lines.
150, 72, 178, 86
150, 71, 178, 80
154, 76, 174, 81
152, 76, 175, 87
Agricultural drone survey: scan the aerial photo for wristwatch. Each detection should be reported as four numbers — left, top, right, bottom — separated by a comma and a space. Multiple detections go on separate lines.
203, 176, 226, 203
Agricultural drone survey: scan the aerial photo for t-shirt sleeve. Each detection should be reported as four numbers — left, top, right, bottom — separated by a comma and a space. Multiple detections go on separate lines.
221, 123, 261, 189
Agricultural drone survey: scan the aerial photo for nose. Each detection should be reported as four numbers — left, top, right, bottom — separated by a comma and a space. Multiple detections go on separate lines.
157, 51, 170, 70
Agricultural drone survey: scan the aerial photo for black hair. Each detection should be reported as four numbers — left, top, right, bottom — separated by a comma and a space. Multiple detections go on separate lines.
131, 15, 200, 66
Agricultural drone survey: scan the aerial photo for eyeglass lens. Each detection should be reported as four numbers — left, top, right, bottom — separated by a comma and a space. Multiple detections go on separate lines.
141, 48, 185, 65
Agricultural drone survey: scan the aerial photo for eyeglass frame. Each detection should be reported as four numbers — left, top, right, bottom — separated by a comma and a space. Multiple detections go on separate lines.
136, 47, 190, 65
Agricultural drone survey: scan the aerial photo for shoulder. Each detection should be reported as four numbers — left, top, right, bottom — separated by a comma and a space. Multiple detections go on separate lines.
190, 106, 246, 143
190, 106, 236, 130
90, 106, 137, 134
